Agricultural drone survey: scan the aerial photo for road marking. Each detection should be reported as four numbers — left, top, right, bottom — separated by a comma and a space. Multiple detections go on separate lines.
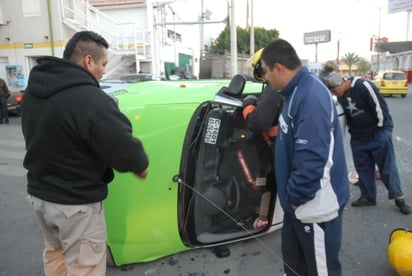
0, 164, 27, 177
0, 139, 25, 148
0, 149, 25, 160
0, 136, 26, 177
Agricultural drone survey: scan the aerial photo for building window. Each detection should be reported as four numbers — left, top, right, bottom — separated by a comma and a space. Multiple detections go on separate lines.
167, 30, 181, 42
21, 0, 41, 17
90, 0, 144, 6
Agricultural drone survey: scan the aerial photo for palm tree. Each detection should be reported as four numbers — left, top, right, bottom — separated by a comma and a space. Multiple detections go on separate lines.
341, 52, 360, 76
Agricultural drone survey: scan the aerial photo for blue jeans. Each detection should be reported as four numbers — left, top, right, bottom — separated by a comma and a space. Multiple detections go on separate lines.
351, 130, 403, 200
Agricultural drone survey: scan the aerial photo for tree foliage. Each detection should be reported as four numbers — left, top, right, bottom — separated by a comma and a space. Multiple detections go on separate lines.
341, 52, 360, 75
210, 26, 280, 55
356, 57, 371, 74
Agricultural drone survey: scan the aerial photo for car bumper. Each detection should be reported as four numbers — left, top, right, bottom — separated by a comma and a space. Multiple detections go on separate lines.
7, 104, 21, 114
379, 89, 408, 95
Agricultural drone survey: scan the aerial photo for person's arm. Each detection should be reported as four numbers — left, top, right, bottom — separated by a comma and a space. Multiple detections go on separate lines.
287, 89, 333, 206
90, 96, 149, 176
242, 88, 283, 132
359, 79, 393, 131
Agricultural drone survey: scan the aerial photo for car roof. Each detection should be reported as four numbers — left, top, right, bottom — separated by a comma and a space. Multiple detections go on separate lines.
376, 71, 406, 80
377, 70, 406, 75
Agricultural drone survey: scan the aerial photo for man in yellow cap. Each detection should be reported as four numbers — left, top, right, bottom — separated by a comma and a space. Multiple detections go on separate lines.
242, 48, 283, 145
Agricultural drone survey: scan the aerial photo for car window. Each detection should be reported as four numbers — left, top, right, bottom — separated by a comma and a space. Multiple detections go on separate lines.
383, 73, 406, 80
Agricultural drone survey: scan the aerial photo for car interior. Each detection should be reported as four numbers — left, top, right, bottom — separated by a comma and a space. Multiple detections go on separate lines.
178, 75, 277, 245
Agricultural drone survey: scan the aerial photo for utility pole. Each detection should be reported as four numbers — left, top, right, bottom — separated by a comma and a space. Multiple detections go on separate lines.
250, 0, 254, 55
246, 0, 249, 28
336, 38, 340, 66
230, 0, 238, 76
407, 10, 411, 40
200, 0, 204, 53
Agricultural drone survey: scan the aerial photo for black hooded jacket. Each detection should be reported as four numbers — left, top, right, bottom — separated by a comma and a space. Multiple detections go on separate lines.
22, 56, 149, 204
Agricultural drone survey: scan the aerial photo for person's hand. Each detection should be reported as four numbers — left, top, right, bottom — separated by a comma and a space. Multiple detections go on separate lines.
243, 95, 257, 107
135, 170, 148, 180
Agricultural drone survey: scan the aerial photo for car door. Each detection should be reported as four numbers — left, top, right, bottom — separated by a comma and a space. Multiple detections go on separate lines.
177, 75, 283, 247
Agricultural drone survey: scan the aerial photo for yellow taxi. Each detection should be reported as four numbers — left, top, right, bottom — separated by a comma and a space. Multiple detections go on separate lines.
373, 70, 408, 98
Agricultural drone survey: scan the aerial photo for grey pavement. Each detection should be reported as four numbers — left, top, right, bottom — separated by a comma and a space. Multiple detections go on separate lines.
1, 86, 412, 275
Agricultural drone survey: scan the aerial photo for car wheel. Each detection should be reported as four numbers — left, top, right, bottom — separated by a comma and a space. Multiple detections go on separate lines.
401, 94, 406, 98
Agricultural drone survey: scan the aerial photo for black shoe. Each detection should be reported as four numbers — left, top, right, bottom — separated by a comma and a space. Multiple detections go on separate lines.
351, 196, 376, 207
212, 246, 231, 258
395, 199, 411, 215
0, 121, 3, 124
4, 120, 8, 124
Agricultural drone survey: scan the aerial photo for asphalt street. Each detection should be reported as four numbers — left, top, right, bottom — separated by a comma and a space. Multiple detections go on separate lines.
1, 86, 411, 276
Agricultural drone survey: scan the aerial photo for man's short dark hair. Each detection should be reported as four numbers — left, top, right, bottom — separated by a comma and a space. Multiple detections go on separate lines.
261, 39, 301, 70
63, 31, 109, 63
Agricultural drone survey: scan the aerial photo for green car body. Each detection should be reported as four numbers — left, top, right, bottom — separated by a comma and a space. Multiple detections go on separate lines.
103, 77, 283, 266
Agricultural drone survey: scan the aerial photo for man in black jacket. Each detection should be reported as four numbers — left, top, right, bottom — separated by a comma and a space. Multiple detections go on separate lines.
242, 48, 283, 145
22, 31, 149, 275
0, 77, 10, 124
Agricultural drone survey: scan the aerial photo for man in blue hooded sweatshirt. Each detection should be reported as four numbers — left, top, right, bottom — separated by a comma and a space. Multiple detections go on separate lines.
260, 39, 349, 276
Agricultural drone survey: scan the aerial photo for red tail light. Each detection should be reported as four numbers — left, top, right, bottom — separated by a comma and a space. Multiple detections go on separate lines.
16, 94, 23, 103
380, 81, 386, 87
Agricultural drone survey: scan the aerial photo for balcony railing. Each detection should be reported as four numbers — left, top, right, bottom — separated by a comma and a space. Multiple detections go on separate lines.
61, 0, 151, 57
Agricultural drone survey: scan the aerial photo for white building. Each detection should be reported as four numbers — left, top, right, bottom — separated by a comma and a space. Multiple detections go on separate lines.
0, 0, 201, 90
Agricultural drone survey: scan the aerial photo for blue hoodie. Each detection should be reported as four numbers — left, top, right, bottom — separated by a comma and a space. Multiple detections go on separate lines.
337, 76, 393, 139
275, 67, 349, 223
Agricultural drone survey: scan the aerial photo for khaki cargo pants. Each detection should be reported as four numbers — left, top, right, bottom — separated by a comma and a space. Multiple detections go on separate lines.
27, 195, 107, 276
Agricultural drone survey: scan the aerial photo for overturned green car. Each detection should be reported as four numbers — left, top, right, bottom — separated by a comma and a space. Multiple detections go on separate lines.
103, 75, 284, 266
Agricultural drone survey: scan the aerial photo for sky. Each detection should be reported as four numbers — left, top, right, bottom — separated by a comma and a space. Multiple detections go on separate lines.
167, 0, 411, 63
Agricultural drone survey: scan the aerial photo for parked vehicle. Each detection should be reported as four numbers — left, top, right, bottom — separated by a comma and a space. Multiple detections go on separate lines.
104, 75, 284, 266
99, 80, 129, 95
7, 90, 24, 115
117, 73, 164, 83
373, 70, 408, 98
